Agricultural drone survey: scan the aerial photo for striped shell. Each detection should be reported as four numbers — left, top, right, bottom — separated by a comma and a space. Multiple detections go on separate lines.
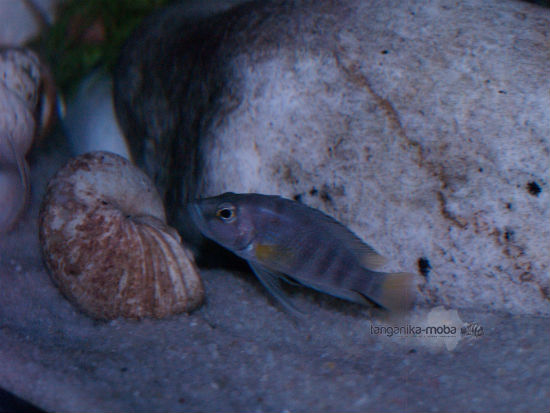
39, 151, 204, 319
0, 47, 56, 232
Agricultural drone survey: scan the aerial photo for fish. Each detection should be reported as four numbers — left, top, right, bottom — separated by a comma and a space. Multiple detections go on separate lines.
190, 192, 416, 313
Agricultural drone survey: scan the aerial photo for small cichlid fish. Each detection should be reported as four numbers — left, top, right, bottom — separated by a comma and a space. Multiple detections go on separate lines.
190, 192, 416, 313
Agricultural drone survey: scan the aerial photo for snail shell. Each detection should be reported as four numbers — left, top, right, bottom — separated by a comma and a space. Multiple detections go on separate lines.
0, 47, 56, 232
39, 151, 204, 319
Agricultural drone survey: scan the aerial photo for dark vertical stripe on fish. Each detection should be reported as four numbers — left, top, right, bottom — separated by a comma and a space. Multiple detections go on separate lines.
308, 244, 338, 280
290, 234, 317, 274
329, 255, 352, 289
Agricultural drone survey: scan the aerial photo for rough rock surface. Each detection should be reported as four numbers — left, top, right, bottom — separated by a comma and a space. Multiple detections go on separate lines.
115, 0, 550, 315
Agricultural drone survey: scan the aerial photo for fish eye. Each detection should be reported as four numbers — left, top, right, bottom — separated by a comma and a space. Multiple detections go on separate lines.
216, 204, 236, 222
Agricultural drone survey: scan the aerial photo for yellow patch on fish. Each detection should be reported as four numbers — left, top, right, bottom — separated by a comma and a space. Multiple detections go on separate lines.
378, 272, 416, 312
254, 244, 293, 262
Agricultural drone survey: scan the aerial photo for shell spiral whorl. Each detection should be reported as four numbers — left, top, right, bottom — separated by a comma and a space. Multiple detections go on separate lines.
39, 151, 204, 320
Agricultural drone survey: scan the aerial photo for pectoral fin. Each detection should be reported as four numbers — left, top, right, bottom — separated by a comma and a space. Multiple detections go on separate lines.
248, 262, 303, 316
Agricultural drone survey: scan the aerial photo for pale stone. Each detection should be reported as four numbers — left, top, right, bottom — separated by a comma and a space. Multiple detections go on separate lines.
195, 0, 550, 315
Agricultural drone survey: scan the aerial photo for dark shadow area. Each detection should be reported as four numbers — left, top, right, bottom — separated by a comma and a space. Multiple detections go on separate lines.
0, 387, 46, 413
522, 0, 549, 6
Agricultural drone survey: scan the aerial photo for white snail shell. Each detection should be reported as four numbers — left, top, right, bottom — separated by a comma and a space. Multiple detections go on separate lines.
0, 47, 56, 232
39, 151, 204, 319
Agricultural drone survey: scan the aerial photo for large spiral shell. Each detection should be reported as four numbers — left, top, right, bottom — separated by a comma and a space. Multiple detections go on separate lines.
39, 151, 204, 319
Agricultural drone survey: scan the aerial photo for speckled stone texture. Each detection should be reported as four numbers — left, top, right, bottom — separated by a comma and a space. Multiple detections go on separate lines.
184, 0, 549, 315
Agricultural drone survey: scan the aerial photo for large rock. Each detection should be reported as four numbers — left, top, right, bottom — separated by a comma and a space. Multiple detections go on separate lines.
114, 0, 550, 315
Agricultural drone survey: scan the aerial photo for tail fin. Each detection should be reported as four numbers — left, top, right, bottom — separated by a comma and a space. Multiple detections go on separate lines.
364, 272, 417, 312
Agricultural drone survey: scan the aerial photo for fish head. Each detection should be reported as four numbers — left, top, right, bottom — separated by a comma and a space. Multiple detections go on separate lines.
190, 192, 256, 253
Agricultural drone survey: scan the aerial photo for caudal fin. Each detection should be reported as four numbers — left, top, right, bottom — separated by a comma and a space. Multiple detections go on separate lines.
368, 272, 417, 312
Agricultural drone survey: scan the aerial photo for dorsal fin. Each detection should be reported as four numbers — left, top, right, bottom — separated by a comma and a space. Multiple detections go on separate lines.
351, 240, 388, 269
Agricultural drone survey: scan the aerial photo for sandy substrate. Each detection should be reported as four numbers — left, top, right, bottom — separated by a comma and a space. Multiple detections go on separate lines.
0, 146, 548, 412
